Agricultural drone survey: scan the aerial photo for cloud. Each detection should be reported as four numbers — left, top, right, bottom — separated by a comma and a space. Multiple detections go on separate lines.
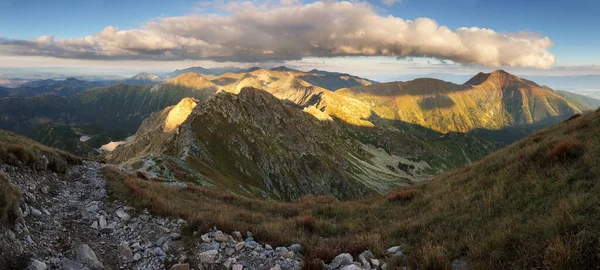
0, 1, 556, 68
381, 0, 402, 6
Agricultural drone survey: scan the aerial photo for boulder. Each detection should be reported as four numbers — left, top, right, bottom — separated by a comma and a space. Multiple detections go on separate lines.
232, 231, 243, 241
27, 259, 47, 270
287, 244, 303, 253
118, 243, 134, 260
62, 258, 86, 270
115, 209, 131, 221
232, 264, 244, 270
215, 232, 229, 242
199, 250, 218, 264
275, 247, 288, 255
235, 242, 245, 251
387, 246, 401, 254
330, 253, 353, 269
74, 244, 104, 269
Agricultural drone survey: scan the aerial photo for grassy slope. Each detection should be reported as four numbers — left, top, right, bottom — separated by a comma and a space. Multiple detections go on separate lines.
102, 108, 600, 269
0, 130, 82, 224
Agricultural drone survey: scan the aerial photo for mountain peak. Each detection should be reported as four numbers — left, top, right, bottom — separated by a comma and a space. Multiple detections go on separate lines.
163, 97, 198, 132
167, 72, 217, 90
464, 69, 524, 87
270, 66, 300, 72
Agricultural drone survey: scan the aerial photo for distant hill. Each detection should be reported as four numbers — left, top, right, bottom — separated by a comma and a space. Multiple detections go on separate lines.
337, 70, 599, 134
123, 72, 162, 85
166, 66, 246, 78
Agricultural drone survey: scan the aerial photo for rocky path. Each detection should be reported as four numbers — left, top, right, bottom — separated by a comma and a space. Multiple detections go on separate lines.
0, 162, 308, 270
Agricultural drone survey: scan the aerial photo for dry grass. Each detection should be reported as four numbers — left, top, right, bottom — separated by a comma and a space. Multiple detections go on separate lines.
0, 130, 81, 173
387, 188, 418, 203
101, 110, 600, 269
0, 174, 21, 225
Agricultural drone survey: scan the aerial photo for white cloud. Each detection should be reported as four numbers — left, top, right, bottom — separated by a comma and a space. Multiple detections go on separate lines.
381, 0, 402, 6
0, 1, 556, 68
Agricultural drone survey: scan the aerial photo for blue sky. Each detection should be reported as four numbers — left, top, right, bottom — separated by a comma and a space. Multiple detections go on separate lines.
0, 0, 599, 77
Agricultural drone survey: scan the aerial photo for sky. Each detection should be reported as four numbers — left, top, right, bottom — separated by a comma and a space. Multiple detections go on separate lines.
0, 0, 599, 80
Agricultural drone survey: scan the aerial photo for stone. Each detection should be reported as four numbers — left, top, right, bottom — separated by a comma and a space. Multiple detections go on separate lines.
119, 243, 134, 260
62, 258, 86, 270
74, 244, 104, 269
232, 231, 243, 241
225, 248, 236, 256
387, 246, 401, 254
201, 234, 211, 243
340, 265, 362, 270
235, 242, 245, 251
265, 244, 273, 250
232, 264, 244, 270
8, 230, 16, 241
152, 247, 167, 258
198, 250, 218, 264
451, 257, 468, 270
133, 253, 142, 261
281, 251, 295, 259
157, 236, 170, 246
370, 259, 380, 268
41, 186, 49, 194
177, 219, 187, 225
275, 247, 288, 255
130, 242, 142, 251
381, 263, 388, 270
170, 263, 190, 270
269, 265, 281, 270
25, 235, 35, 244
98, 216, 107, 229
86, 204, 99, 213
200, 242, 220, 251
30, 208, 42, 216
170, 233, 182, 240
287, 244, 303, 253
215, 232, 229, 242
330, 253, 353, 269
91, 221, 99, 230
115, 209, 131, 221
223, 258, 235, 269
246, 231, 253, 238
99, 226, 114, 234
359, 250, 373, 266
27, 259, 47, 270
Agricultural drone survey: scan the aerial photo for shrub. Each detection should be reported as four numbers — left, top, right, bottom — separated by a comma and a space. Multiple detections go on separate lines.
532, 135, 546, 143
302, 259, 325, 270
295, 215, 316, 233
547, 141, 584, 161
564, 113, 582, 122
417, 242, 450, 270
388, 189, 418, 203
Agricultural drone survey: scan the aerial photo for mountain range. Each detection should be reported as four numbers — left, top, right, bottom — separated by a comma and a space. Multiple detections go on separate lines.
0, 68, 598, 199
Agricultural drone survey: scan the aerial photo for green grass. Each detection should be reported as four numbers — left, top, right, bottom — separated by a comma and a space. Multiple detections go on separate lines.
102, 109, 600, 269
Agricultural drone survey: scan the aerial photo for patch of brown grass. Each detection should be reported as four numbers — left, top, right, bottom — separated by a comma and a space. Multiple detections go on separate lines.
295, 215, 317, 233
0, 130, 81, 173
387, 189, 418, 203
564, 113, 582, 122
0, 174, 21, 225
546, 140, 584, 161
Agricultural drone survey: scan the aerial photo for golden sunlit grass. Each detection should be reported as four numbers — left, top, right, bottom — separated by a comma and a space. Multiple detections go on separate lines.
102, 110, 600, 269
